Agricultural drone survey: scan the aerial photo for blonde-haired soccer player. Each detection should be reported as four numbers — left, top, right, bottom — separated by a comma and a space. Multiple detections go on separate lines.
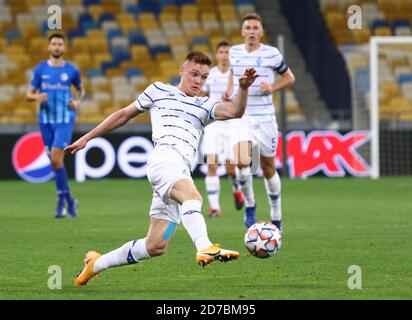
201, 41, 245, 218
64, 51, 257, 286
223, 13, 296, 230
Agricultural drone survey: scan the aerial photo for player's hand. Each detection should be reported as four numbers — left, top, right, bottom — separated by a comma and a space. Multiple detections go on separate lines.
64, 138, 87, 154
222, 89, 233, 101
36, 93, 48, 103
239, 68, 258, 89
68, 99, 80, 110
260, 82, 273, 94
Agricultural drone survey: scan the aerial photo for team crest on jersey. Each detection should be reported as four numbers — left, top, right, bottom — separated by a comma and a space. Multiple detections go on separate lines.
60, 73, 68, 81
256, 57, 262, 66
194, 98, 203, 106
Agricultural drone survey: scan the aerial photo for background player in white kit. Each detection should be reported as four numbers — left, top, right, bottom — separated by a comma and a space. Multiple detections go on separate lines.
201, 41, 245, 218
223, 13, 296, 230
64, 51, 257, 287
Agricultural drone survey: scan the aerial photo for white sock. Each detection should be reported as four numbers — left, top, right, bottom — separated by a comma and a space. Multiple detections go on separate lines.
237, 167, 255, 207
264, 172, 282, 221
205, 176, 220, 210
93, 238, 150, 273
181, 200, 212, 250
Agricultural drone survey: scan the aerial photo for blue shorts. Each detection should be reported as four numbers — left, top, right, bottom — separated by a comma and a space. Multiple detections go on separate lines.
39, 123, 74, 152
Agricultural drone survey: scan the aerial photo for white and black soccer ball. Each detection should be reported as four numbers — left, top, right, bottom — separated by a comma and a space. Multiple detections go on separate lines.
244, 221, 282, 258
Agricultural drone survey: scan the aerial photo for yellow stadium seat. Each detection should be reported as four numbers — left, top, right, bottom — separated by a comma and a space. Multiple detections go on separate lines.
9, 2, 28, 15
73, 53, 92, 72
86, 29, 105, 40
352, 28, 371, 43
19, 21, 40, 36
93, 52, 112, 69
71, 37, 90, 53
89, 38, 109, 53
139, 12, 157, 24
162, 4, 178, 14
30, 37, 48, 53
103, 4, 121, 15
380, 82, 401, 98
119, 20, 140, 33
375, 26, 392, 36
115, 13, 136, 24
378, 0, 396, 11
4, 46, 26, 56
88, 4, 104, 22
65, 0, 82, 6
325, 11, 346, 29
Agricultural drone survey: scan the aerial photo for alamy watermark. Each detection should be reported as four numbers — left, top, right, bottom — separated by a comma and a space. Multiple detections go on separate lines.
347, 265, 362, 290
48, 265, 62, 289
347, 5, 362, 30
47, 5, 62, 30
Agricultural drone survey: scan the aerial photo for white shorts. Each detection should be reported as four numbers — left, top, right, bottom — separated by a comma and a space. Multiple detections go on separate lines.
146, 146, 192, 223
232, 116, 279, 158
202, 119, 244, 161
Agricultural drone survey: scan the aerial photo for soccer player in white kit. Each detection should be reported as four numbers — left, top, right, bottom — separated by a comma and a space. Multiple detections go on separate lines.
202, 41, 245, 218
223, 13, 296, 230
64, 51, 258, 286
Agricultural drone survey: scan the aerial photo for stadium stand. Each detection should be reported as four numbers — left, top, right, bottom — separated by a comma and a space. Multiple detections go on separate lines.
318, 0, 412, 122
0, 0, 304, 125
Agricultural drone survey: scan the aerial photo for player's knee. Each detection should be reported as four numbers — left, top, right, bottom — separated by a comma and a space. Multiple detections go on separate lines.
207, 164, 218, 176
189, 191, 202, 203
50, 158, 63, 169
261, 164, 276, 178
146, 242, 167, 257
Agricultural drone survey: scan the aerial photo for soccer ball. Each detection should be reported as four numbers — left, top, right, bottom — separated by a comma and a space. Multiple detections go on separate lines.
244, 222, 282, 258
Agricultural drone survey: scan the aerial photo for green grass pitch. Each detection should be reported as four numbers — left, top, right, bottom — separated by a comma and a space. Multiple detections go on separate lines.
1, 177, 411, 300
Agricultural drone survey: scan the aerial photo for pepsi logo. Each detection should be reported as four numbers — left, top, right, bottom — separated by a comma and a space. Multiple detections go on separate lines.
12, 132, 54, 183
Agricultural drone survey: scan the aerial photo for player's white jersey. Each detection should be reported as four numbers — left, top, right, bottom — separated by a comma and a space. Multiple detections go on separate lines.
203, 66, 237, 127
136, 81, 219, 167
203, 66, 230, 101
230, 43, 288, 121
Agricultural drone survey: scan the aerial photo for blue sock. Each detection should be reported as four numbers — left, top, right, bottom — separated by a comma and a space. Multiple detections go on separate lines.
54, 167, 72, 203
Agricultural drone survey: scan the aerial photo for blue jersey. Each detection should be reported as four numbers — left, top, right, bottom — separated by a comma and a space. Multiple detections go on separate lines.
30, 60, 82, 124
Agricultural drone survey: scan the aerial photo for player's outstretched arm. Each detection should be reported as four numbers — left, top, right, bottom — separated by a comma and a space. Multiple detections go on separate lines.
214, 68, 258, 120
64, 102, 142, 154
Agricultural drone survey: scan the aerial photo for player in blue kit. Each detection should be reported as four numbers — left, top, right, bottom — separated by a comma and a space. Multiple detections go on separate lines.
26, 33, 84, 218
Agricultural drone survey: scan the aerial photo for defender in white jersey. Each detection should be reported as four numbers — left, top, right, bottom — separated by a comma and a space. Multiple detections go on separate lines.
64, 51, 257, 286
223, 13, 296, 230
201, 41, 245, 217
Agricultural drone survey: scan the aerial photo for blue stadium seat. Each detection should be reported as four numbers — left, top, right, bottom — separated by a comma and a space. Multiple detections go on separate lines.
126, 5, 141, 16
176, 0, 195, 4
87, 68, 104, 79
159, 0, 176, 5
107, 29, 123, 41
150, 45, 171, 57
79, 13, 94, 25
234, 0, 253, 4
112, 47, 131, 64
192, 37, 208, 45
128, 30, 147, 45
99, 13, 114, 24
83, 0, 101, 6
101, 60, 119, 73
169, 75, 180, 86
81, 21, 99, 33
126, 68, 143, 79
139, 0, 161, 15
398, 74, 412, 85
371, 19, 389, 30
6, 29, 21, 44
68, 29, 86, 40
